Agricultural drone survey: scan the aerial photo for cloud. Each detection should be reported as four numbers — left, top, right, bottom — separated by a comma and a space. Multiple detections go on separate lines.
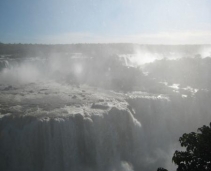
38, 30, 211, 44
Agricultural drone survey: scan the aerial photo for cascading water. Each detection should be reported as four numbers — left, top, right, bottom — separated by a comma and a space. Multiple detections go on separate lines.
1, 47, 211, 171
0, 106, 142, 171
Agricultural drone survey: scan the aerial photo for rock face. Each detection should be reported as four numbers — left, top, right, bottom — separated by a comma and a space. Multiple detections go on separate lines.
0, 106, 141, 171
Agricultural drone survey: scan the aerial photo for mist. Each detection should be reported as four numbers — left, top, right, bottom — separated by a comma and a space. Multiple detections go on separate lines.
0, 44, 211, 171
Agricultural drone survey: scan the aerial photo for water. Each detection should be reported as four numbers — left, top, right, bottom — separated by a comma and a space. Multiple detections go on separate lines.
1, 45, 211, 171
0, 107, 142, 171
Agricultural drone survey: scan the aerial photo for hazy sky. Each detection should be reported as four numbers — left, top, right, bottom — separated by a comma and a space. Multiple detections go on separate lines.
0, 0, 211, 44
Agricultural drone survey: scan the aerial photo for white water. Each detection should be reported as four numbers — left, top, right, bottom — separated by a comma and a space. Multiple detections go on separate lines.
1, 47, 211, 171
0, 107, 142, 171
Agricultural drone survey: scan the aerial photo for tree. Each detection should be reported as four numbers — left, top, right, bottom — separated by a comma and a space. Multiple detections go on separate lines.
158, 123, 211, 171
157, 167, 168, 171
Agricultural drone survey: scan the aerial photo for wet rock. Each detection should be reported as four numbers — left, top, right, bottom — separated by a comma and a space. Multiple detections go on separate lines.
91, 103, 109, 110
72, 95, 77, 99
3, 85, 13, 91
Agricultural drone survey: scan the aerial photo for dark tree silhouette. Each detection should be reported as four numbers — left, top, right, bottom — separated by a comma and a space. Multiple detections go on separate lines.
158, 123, 211, 171
157, 167, 168, 171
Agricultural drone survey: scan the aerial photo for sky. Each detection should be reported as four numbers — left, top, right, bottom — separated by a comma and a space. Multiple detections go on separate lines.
0, 0, 211, 44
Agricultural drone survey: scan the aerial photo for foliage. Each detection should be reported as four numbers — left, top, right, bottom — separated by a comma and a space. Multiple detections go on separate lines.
158, 123, 211, 171
172, 123, 211, 171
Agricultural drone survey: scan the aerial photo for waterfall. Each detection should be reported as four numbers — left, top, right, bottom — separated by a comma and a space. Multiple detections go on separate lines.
0, 107, 142, 171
